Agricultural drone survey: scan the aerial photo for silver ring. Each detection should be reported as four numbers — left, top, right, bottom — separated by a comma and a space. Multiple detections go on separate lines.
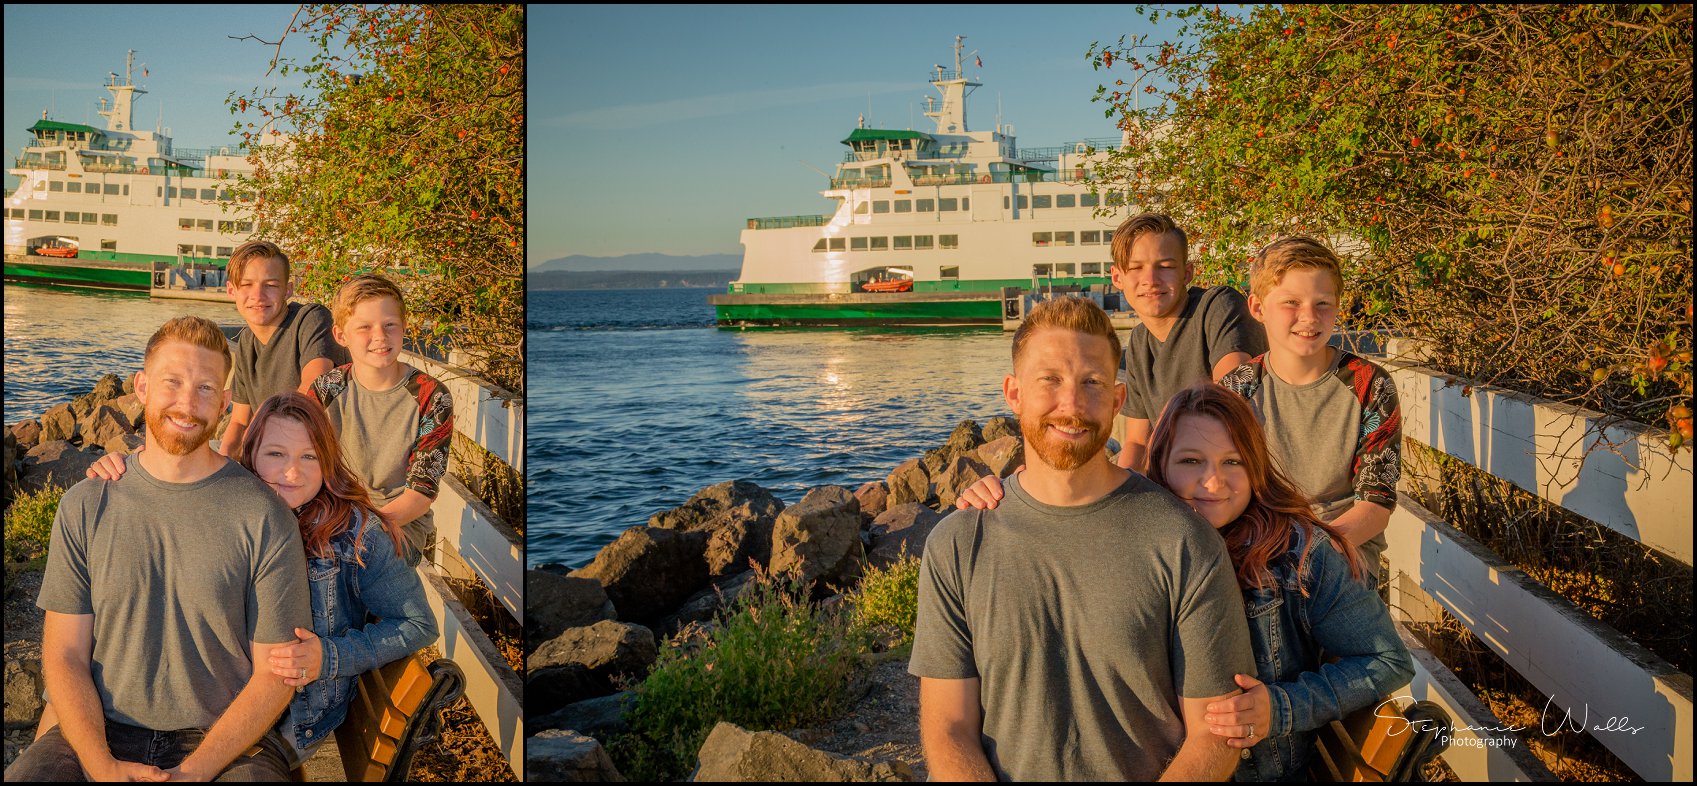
1248, 723, 1256, 740
300, 667, 307, 679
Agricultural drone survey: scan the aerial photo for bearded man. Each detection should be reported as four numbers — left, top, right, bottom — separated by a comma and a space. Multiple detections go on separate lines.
908, 296, 1255, 781
5, 316, 309, 782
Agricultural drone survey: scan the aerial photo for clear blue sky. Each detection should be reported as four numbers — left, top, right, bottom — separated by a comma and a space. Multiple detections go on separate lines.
3, 4, 311, 192
529, 5, 1184, 265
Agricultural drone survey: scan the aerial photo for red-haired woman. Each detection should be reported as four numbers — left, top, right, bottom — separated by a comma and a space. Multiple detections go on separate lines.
958, 382, 1413, 781
75, 391, 437, 769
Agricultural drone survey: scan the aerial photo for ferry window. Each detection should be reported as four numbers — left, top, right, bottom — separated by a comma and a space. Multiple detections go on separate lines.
50, 181, 64, 192
82, 213, 97, 225
1033, 264, 1053, 277
102, 214, 117, 226
1016, 195, 1029, 210
219, 190, 233, 201
894, 236, 913, 250
855, 201, 869, 214
1082, 262, 1104, 275
870, 237, 889, 251
237, 221, 254, 233
1055, 263, 1077, 276
119, 185, 128, 196
939, 198, 958, 212
28, 210, 43, 220
1082, 230, 1101, 245
157, 187, 164, 197
915, 235, 934, 249
894, 200, 911, 213
33, 180, 45, 191
167, 187, 178, 198
1003, 197, 1009, 209
217, 247, 234, 257
197, 219, 214, 232
851, 237, 869, 251
45, 211, 60, 222
1032, 232, 1052, 247
196, 245, 212, 257
201, 189, 217, 201
812, 239, 828, 252
101, 240, 117, 252
218, 220, 236, 233
872, 201, 890, 214
179, 218, 195, 230
178, 244, 194, 256
1032, 195, 1052, 209
1080, 194, 1100, 208
67, 182, 82, 193
940, 234, 959, 249
940, 265, 959, 280
1058, 194, 1076, 208
962, 198, 969, 210
916, 199, 934, 212
829, 237, 846, 251
1055, 231, 1074, 246
1106, 192, 1125, 206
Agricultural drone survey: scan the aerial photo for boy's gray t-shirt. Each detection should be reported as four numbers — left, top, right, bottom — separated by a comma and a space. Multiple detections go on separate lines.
909, 471, 1254, 781
1120, 285, 1267, 420
231, 302, 348, 407
36, 456, 310, 731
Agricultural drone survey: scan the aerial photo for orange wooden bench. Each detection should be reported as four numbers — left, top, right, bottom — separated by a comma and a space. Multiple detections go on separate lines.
318, 652, 465, 782
1313, 699, 1451, 781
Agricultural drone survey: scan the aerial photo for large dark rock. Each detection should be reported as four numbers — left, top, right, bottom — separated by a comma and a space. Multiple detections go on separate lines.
867, 504, 947, 568
769, 486, 862, 590
692, 722, 915, 782
528, 729, 626, 782
102, 433, 145, 458
884, 458, 930, 508
121, 372, 136, 396
933, 455, 993, 511
982, 416, 1020, 443
10, 420, 42, 451
528, 571, 616, 651
530, 692, 634, 738
4, 641, 44, 730
528, 620, 657, 716
22, 441, 99, 493
650, 480, 784, 577
973, 435, 1024, 479
853, 481, 889, 522
81, 405, 134, 451
571, 527, 708, 624
39, 404, 78, 444
655, 571, 760, 637
918, 446, 954, 479
108, 394, 145, 431
944, 419, 984, 454
69, 392, 98, 420
89, 374, 125, 405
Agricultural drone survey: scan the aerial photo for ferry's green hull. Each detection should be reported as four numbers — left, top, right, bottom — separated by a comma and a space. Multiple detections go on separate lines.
3, 260, 152, 291
710, 290, 1005, 326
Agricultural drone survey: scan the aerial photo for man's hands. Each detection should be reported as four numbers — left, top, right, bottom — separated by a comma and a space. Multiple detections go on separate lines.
1207, 673, 1272, 749
86, 757, 170, 782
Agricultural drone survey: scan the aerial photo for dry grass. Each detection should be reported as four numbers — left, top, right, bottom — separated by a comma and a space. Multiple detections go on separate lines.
409, 645, 517, 782
449, 432, 524, 537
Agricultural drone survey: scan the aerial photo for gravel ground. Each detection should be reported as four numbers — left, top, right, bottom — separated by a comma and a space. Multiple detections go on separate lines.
785, 651, 926, 781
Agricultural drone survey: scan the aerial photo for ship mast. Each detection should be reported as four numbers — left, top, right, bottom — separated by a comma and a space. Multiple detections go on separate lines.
924, 35, 980, 135
97, 49, 147, 133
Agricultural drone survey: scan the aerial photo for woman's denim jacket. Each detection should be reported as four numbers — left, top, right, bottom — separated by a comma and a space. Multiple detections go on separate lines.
1235, 523, 1415, 782
281, 510, 438, 759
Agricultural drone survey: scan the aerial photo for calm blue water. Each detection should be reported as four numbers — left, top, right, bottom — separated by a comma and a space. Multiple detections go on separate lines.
527, 288, 1013, 569
3, 285, 235, 423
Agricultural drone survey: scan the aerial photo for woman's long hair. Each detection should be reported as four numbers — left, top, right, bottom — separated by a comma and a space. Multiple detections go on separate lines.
237, 391, 392, 561
1144, 382, 1364, 590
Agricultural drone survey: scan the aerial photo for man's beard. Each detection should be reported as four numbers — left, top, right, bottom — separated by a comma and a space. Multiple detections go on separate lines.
1021, 414, 1110, 471
144, 407, 213, 456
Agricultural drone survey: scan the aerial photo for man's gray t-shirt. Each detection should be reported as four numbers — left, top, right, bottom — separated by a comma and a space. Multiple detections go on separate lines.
37, 456, 310, 730
909, 472, 1254, 781
231, 302, 348, 407
1120, 285, 1267, 420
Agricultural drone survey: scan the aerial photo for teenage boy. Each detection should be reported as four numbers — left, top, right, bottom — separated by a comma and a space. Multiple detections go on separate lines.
911, 296, 1252, 781
1220, 236, 1401, 571
6, 316, 309, 781
311, 275, 453, 567
219, 240, 349, 456
1110, 213, 1267, 471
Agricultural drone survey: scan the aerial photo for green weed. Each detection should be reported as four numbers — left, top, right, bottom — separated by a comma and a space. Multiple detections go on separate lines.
4, 484, 62, 564
849, 550, 921, 644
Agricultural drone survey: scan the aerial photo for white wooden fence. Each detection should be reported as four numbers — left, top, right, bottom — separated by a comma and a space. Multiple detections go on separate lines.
1382, 360, 1693, 781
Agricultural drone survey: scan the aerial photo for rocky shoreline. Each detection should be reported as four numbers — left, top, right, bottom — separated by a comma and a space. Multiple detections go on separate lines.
526, 416, 1026, 781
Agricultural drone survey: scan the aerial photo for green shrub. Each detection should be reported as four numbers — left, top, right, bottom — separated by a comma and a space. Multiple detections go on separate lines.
612, 575, 872, 781
849, 550, 921, 644
4, 484, 62, 564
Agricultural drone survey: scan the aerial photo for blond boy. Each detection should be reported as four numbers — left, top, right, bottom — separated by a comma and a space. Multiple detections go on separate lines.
1220, 237, 1401, 570
310, 275, 453, 566
219, 240, 349, 456
1110, 214, 1267, 470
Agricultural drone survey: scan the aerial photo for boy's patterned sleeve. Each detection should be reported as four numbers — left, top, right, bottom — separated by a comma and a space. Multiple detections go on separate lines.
1218, 357, 1262, 399
405, 374, 454, 499
310, 364, 350, 406
1351, 360, 1401, 509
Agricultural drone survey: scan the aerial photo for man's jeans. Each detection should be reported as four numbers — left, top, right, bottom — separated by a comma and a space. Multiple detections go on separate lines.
3, 720, 291, 782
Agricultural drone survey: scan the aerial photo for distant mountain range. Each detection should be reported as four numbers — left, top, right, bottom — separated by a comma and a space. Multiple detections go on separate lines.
531, 253, 741, 272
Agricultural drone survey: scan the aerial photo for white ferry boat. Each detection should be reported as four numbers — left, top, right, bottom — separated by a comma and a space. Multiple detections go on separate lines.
4, 51, 256, 290
711, 37, 1130, 326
